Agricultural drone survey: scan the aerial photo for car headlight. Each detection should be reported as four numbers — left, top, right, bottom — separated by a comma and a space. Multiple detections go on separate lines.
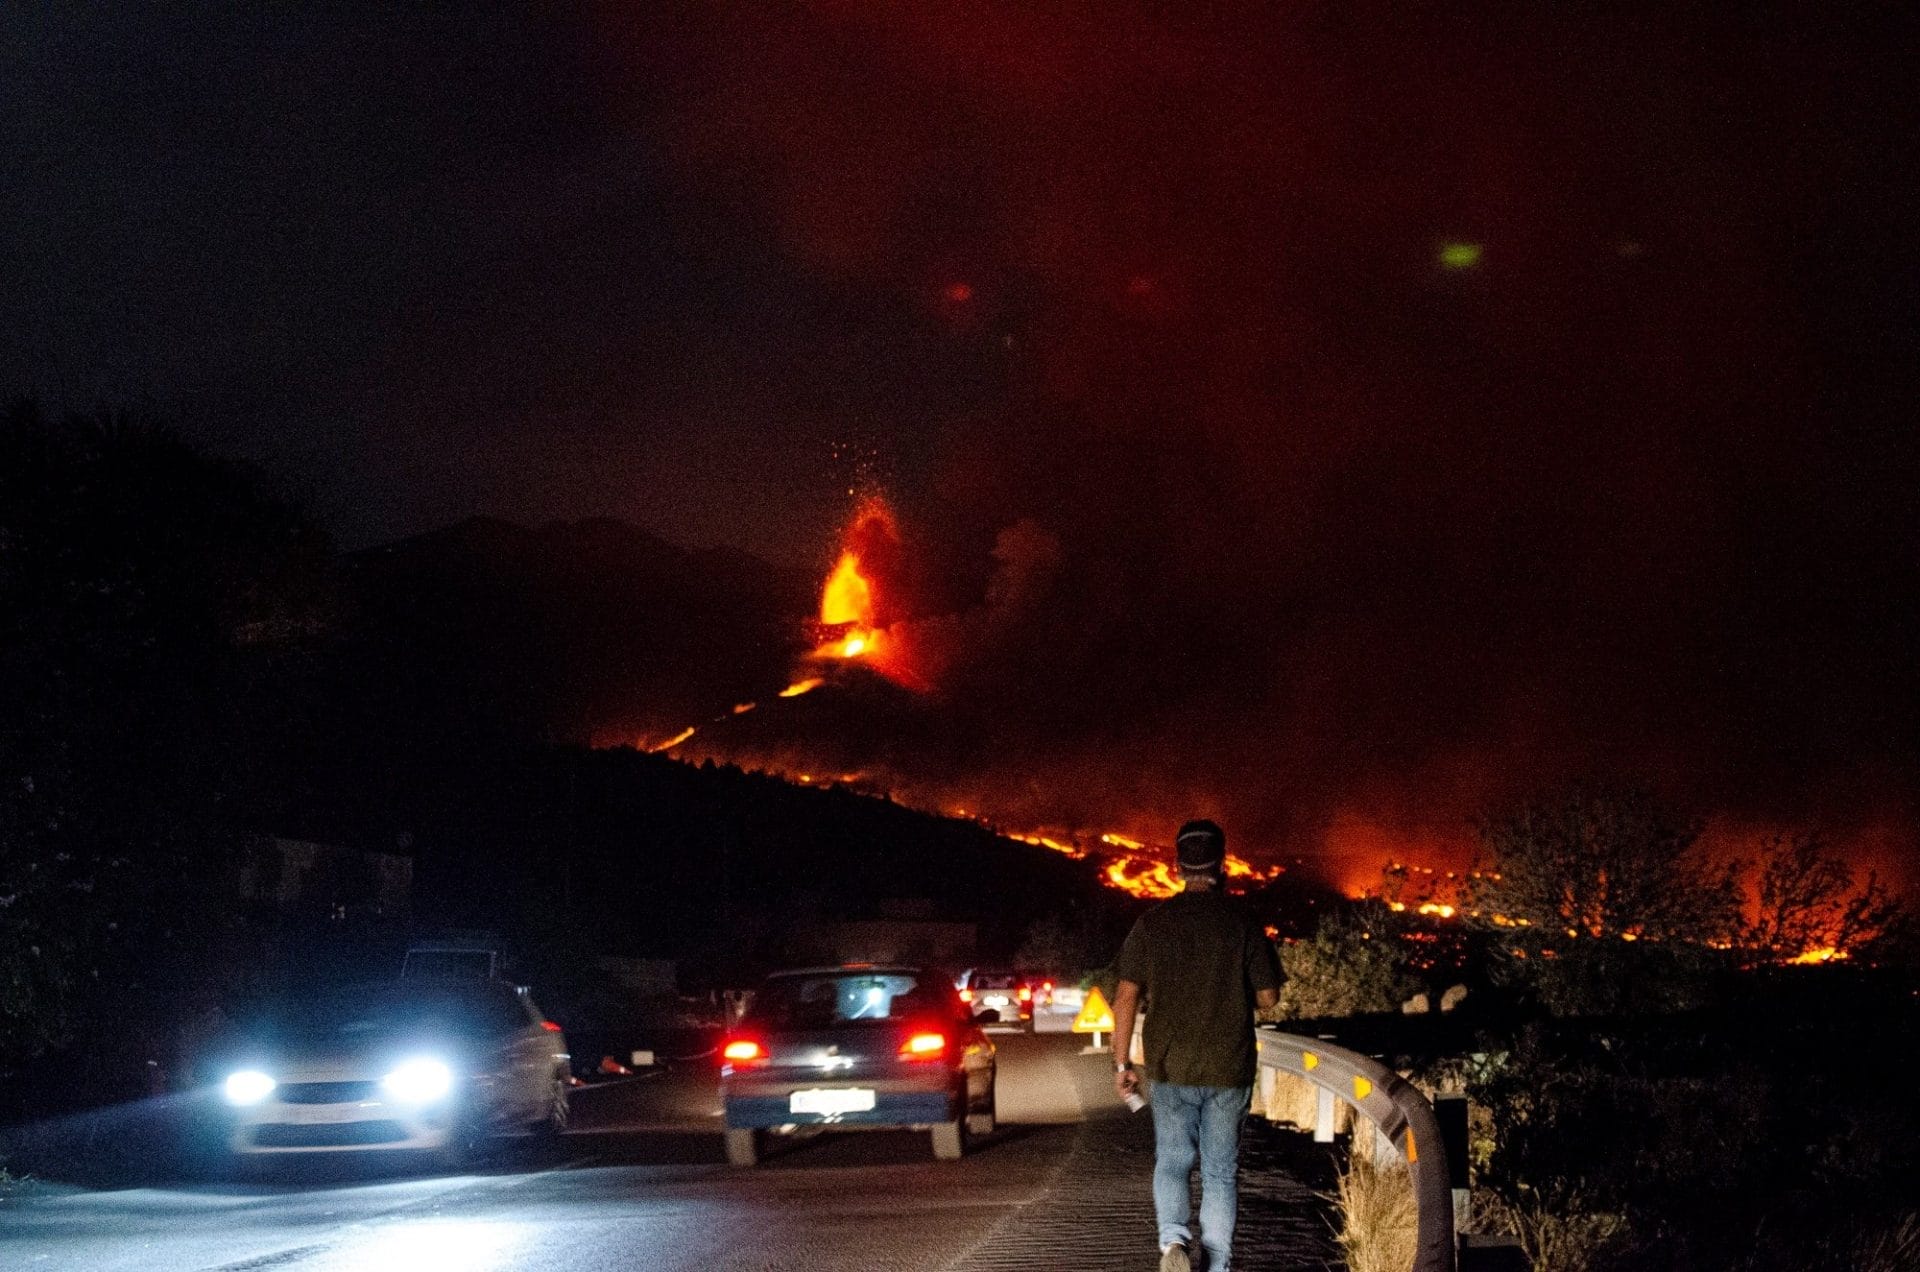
381, 1057, 454, 1103
224, 1069, 277, 1106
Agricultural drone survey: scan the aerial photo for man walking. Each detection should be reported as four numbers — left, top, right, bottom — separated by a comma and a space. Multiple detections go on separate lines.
1113, 820, 1283, 1272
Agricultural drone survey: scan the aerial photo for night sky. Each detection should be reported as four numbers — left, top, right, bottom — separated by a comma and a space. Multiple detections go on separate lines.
7, 3, 1916, 880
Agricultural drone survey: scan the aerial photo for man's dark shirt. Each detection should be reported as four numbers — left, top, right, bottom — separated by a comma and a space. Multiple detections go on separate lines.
1114, 889, 1283, 1088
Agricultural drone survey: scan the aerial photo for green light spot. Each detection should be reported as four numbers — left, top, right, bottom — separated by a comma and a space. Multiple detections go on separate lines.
1439, 242, 1483, 270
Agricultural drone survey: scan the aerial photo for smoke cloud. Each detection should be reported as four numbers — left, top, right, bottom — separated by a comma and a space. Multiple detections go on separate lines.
643, 3, 1919, 885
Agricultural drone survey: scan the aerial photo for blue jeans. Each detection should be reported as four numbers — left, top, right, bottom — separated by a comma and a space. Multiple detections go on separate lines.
1150, 1082, 1251, 1270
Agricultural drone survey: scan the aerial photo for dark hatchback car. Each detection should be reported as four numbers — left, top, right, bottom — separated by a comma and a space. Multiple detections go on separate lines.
719, 965, 996, 1166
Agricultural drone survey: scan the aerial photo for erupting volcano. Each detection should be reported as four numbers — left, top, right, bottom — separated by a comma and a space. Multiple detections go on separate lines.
618, 495, 1287, 901
805, 499, 917, 687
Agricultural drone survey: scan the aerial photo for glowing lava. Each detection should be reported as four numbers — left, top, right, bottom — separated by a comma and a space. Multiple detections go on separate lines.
1788, 946, 1849, 965
803, 498, 925, 688
814, 548, 885, 661
1007, 826, 1284, 900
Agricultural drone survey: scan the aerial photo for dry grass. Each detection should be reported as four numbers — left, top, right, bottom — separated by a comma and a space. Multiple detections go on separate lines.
1850, 1212, 1920, 1272
1327, 1156, 1419, 1272
1477, 1190, 1628, 1272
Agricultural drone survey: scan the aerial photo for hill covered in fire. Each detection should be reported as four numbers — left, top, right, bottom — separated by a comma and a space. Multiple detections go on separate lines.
331, 495, 1915, 908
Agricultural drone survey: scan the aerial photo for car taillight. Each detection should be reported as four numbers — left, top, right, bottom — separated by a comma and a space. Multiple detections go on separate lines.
722, 1039, 766, 1065
1017, 986, 1032, 1002
541, 1020, 563, 1033
899, 1032, 947, 1060
958, 988, 973, 1003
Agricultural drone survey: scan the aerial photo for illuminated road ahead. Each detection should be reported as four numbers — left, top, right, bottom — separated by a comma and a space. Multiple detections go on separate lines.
0, 1034, 1334, 1271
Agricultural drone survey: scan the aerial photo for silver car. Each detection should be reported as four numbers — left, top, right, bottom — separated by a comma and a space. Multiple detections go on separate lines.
720, 965, 996, 1166
221, 979, 570, 1162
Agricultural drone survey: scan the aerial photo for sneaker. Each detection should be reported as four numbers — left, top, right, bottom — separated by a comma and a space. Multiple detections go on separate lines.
1159, 1241, 1191, 1272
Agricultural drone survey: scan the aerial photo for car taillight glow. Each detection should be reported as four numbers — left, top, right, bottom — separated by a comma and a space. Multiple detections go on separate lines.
1017, 986, 1032, 1002
722, 1039, 765, 1063
900, 1032, 947, 1059
958, 988, 972, 1003
541, 1020, 563, 1033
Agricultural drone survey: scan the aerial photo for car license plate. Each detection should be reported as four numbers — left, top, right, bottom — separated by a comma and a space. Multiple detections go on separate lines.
282, 1103, 363, 1125
984, 995, 1009, 1007
790, 1088, 876, 1116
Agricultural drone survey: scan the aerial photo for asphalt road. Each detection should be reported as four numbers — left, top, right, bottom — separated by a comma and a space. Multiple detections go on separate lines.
0, 1032, 1136, 1272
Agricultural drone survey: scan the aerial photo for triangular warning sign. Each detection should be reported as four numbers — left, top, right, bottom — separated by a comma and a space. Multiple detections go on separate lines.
1072, 986, 1115, 1033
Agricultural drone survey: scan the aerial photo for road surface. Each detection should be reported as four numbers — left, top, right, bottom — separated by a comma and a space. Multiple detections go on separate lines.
0, 1033, 1337, 1271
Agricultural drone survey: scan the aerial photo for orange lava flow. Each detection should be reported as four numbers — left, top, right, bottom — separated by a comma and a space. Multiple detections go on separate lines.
1105, 858, 1184, 900
996, 823, 1287, 900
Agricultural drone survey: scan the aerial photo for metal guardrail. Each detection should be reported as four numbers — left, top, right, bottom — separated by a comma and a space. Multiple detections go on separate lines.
1254, 1025, 1456, 1272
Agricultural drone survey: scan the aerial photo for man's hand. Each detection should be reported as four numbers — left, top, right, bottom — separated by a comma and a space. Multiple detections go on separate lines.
1110, 978, 1142, 1105
1254, 986, 1283, 1024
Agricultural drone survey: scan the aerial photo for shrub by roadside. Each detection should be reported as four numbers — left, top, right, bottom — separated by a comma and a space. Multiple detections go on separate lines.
1326, 1156, 1419, 1272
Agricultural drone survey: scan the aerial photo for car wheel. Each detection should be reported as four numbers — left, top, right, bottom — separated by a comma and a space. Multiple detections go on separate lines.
966, 1075, 997, 1139
724, 1127, 761, 1168
529, 1077, 569, 1138
931, 1115, 967, 1160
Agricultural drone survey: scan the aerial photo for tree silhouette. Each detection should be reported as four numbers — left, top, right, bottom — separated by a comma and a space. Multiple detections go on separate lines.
0, 401, 334, 1085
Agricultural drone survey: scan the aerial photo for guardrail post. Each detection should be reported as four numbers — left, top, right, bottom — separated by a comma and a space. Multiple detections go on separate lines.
1255, 1026, 1456, 1272
1434, 1093, 1471, 1233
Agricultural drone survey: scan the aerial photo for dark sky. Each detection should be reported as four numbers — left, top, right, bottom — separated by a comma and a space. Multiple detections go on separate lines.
7, 3, 1917, 878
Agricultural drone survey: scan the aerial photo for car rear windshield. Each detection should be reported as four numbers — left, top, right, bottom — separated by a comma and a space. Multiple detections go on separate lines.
748, 972, 942, 1028
969, 973, 1021, 990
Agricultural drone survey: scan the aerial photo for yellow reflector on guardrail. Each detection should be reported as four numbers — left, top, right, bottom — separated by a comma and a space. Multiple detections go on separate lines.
1405, 1129, 1417, 1162
1302, 1052, 1318, 1070
1353, 1076, 1372, 1100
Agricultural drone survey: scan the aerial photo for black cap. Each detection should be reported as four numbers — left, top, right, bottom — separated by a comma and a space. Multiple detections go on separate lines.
1175, 819, 1226, 872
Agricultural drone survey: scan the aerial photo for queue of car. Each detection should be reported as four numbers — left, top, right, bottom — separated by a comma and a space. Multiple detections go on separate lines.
209, 951, 1052, 1174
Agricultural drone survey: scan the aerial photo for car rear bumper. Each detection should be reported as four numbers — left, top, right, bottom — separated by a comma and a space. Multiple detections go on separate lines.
722, 1075, 959, 1130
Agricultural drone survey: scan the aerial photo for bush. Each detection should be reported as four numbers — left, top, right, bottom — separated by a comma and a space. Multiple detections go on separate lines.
1328, 1157, 1419, 1272
1280, 904, 1417, 1020
1487, 937, 1725, 1018
1477, 1189, 1629, 1272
